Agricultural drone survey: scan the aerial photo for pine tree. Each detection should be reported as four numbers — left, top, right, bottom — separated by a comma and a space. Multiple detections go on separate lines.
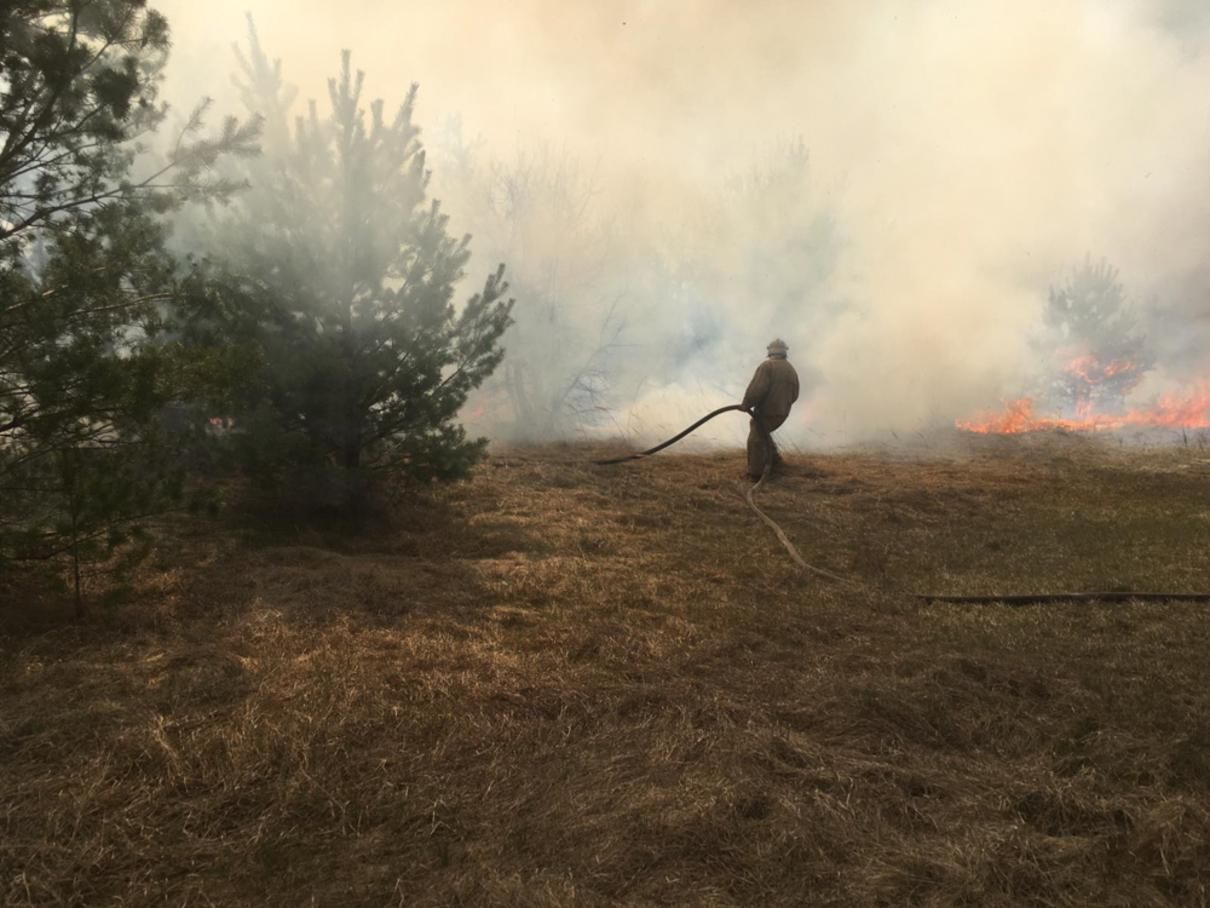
191, 25, 514, 510
1042, 256, 1154, 411
0, 1, 258, 615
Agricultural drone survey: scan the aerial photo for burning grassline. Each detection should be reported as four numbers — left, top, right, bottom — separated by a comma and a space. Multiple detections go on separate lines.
957, 382, 1210, 435
957, 344, 1210, 436
958, 259, 1210, 438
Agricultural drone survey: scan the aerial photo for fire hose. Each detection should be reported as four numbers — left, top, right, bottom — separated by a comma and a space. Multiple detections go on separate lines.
595, 405, 852, 583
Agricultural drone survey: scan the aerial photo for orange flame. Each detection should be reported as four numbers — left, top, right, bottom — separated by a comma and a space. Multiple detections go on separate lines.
1061, 353, 1144, 395
958, 383, 1210, 434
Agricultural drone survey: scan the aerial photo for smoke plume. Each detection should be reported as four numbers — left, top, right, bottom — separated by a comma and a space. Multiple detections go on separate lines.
154, 0, 1210, 446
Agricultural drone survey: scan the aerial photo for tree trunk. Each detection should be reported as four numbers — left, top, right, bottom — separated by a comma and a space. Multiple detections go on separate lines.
71, 534, 84, 621
62, 448, 86, 621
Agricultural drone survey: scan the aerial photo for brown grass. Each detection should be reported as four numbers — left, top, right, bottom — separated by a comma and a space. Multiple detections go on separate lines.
3, 433, 1210, 905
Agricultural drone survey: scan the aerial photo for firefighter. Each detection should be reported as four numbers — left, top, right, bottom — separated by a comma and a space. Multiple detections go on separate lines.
741, 338, 799, 480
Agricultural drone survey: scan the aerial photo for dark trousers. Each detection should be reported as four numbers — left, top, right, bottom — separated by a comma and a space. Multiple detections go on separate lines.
747, 414, 787, 478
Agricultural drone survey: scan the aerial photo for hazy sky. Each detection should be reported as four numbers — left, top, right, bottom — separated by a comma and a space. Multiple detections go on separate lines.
153, 1, 1210, 442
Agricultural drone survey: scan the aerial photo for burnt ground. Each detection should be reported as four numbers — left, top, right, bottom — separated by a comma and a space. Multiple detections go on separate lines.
3, 433, 1210, 905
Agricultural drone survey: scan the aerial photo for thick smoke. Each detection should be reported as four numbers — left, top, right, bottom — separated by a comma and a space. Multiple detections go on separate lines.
155, 0, 1210, 447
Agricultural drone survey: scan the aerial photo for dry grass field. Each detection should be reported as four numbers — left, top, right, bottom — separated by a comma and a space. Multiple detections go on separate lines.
3, 433, 1210, 906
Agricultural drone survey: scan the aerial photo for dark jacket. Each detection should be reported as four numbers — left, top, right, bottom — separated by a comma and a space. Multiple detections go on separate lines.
742, 355, 799, 422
